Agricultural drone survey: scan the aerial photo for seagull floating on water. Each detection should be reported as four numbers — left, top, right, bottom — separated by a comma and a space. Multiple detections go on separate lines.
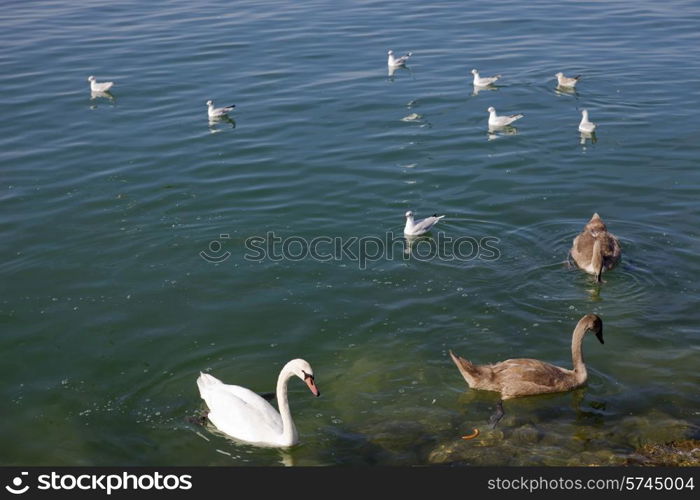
578, 109, 596, 134
471, 69, 501, 87
487, 106, 524, 129
387, 50, 412, 68
88, 76, 114, 93
555, 72, 581, 88
207, 100, 235, 119
404, 211, 445, 236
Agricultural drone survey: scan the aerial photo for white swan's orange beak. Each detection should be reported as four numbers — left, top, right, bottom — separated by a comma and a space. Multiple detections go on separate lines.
304, 375, 320, 397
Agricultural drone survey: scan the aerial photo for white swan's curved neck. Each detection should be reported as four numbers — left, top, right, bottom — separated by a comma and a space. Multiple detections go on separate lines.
276, 366, 298, 446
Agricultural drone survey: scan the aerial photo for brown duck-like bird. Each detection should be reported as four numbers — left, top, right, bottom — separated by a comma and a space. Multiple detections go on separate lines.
449, 314, 604, 426
570, 213, 621, 282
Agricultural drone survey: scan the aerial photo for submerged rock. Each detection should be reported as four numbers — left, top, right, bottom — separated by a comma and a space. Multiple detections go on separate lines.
428, 438, 515, 465
428, 439, 474, 464
613, 411, 692, 448
625, 440, 700, 466
566, 450, 625, 466
509, 424, 541, 446
472, 427, 505, 446
364, 420, 429, 454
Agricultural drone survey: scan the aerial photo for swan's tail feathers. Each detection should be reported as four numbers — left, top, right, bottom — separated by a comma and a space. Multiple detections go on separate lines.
449, 350, 484, 388
196, 372, 223, 395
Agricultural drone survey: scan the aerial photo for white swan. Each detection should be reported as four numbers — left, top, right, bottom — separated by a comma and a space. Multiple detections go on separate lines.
196, 358, 320, 447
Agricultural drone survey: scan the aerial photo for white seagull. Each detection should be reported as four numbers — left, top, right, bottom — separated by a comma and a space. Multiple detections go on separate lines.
471, 69, 501, 87
578, 109, 596, 133
88, 76, 114, 93
387, 49, 412, 68
404, 211, 445, 236
487, 106, 524, 129
555, 72, 581, 88
207, 100, 235, 119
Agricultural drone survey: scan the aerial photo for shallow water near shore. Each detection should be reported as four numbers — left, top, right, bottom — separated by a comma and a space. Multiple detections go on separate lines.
1, 0, 699, 466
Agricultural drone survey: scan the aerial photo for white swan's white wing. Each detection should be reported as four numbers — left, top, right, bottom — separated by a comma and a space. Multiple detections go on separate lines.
197, 373, 283, 444
206, 387, 284, 442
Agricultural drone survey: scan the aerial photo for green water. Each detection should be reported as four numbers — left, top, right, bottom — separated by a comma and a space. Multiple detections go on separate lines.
1, 0, 699, 466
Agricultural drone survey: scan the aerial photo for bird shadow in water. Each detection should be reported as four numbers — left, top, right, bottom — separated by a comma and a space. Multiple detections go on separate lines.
209, 116, 236, 133
472, 84, 499, 96
186, 406, 295, 466
388, 65, 414, 81
580, 131, 597, 145
488, 125, 519, 141
457, 385, 606, 431
89, 91, 116, 108
555, 85, 579, 97
403, 233, 438, 257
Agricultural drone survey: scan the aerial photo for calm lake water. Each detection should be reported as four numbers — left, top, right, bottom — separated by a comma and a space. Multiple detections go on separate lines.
1, 0, 699, 466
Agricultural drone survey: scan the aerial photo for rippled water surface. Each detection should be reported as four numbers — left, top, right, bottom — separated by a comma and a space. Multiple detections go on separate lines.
2, 0, 699, 466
